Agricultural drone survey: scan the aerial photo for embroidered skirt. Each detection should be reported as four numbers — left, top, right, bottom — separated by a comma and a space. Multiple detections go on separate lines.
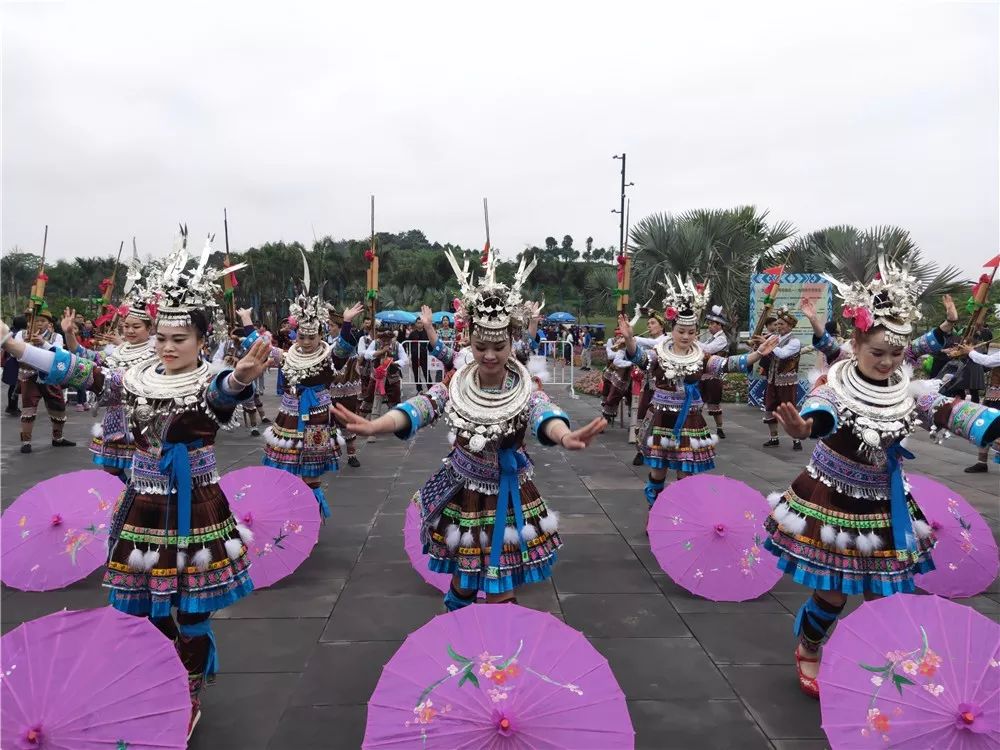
763, 453, 935, 596
104, 483, 254, 618
639, 388, 716, 473
262, 389, 340, 478
417, 459, 561, 595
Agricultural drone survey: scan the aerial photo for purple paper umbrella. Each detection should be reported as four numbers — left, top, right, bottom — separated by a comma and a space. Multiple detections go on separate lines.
1, 470, 124, 592
647, 474, 781, 601
908, 473, 999, 598
1, 606, 191, 749
404, 502, 483, 598
219, 466, 320, 589
820, 594, 999, 749
364, 603, 634, 749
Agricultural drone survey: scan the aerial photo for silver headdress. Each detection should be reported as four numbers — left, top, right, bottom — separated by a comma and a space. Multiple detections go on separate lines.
823, 256, 923, 347
121, 248, 160, 323
148, 226, 247, 328
661, 276, 711, 327
287, 248, 328, 336
446, 246, 537, 343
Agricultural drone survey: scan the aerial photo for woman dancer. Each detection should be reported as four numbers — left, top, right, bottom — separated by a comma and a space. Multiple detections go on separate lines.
260, 253, 363, 517
59, 262, 160, 478
335, 250, 605, 608
767, 260, 999, 698
622, 277, 777, 507
0, 234, 268, 737
632, 308, 667, 465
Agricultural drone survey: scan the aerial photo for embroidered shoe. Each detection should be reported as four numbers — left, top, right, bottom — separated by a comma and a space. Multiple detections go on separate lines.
795, 649, 820, 699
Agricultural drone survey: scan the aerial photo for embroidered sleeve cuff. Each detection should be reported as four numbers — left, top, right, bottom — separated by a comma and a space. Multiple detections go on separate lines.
393, 402, 422, 440
240, 329, 260, 352
429, 339, 454, 368
800, 398, 838, 438
533, 407, 570, 444
207, 370, 254, 409
945, 400, 1000, 446
627, 347, 646, 368
908, 329, 943, 358
43, 348, 95, 391
331, 335, 357, 359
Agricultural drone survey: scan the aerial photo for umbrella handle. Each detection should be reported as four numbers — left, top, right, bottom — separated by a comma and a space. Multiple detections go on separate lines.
930, 519, 942, 531
713, 523, 726, 536
50, 514, 62, 526
25, 726, 43, 744
242, 512, 254, 527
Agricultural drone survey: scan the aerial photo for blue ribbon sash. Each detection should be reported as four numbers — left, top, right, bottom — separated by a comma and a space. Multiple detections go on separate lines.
487, 448, 529, 579
296, 384, 323, 433
158, 439, 205, 547
886, 441, 917, 561
179, 619, 219, 676
672, 381, 702, 441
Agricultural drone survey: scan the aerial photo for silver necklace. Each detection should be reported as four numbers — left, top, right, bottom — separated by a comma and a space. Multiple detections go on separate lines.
446, 359, 532, 452
124, 359, 211, 425
826, 358, 915, 456
283, 341, 330, 386
654, 340, 704, 380
107, 340, 156, 369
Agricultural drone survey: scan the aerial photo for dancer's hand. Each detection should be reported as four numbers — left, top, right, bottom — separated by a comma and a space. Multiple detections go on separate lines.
799, 298, 818, 323
236, 308, 254, 326
774, 402, 812, 440
945, 343, 973, 358
557, 417, 607, 450
332, 403, 374, 435
942, 294, 958, 323
419, 305, 434, 331
233, 337, 271, 384
343, 303, 364, 323
756, 335, 780, 356
617, 314, 634, 342
61, 308, 77, 336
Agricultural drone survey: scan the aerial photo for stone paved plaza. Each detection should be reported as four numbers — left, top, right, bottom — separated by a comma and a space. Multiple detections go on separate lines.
2, 377, 997, 749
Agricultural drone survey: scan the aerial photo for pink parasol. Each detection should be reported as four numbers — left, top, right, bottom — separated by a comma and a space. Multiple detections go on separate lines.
219, 466, 320, 589
403, 502, 483, 598
1, 606, 191, 749
908, 473, 999, 598
0, 470, 124, 592
364, 603, 634, 749
819, 594, 999, 749
647, 474, 781, 601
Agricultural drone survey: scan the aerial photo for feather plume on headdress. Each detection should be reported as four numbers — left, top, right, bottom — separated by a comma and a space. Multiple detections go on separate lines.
447, 247, 537, 342
286, 248, 327, 336
660, 275, 711, 327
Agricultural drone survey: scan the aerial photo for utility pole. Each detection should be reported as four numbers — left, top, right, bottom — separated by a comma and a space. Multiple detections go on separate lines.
611, 154, 635, 313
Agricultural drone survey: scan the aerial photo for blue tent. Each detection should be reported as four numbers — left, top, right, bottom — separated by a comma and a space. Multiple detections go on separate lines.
432, 311, 455, 324
375, 310, 417, 324
545, 311, 577, 324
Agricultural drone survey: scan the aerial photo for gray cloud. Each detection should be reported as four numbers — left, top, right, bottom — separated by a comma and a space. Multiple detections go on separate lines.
3, 0, 996, 277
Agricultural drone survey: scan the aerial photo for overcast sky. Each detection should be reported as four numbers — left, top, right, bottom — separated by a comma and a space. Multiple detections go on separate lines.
3, 0, 997, 278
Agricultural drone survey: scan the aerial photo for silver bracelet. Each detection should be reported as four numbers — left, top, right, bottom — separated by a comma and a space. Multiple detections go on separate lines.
229, 372, 252, 389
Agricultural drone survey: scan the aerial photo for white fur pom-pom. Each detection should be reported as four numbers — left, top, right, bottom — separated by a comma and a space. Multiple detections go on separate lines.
335, 431, 347, 450
127, 547, 146, 572
236, 524, 254, 545
909, 378, 942, 399
539, 511, 559, 534
772, 502, 791, 522
224, 538, 245, 561
900, 361, 914, 381
448, 431, 457, 446
820, 524, 837, 546
445, 524, 461, 551
710, 434, 719, 446
783, 513, 808, 536
646, 437, 655, 448
659, 437, 669, 448
691, 437, 702, 449
90, 423, 103, 438
835, 530, 853, 551
460, 531, 474, 549
192, 547, 213, 572
807, 368, 823, 389
479, 531, 490, 549
865, 531, 884, 551
855, 533, 874, 556
521, 523, 539, 541
503, 526, 520, 545
142, 548, 160, 572
766, 492, 784, 509
913, 520, 933, 539
176, 549, 188, 571
527, 355, 550, 384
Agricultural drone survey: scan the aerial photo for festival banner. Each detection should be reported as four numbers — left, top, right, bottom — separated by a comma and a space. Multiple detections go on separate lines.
746, 273, 833, 408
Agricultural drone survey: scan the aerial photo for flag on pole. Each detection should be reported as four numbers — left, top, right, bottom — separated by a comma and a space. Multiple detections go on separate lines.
983, 254, 1000, 269
762, 264, 785, 276
223, 254, 238, 300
